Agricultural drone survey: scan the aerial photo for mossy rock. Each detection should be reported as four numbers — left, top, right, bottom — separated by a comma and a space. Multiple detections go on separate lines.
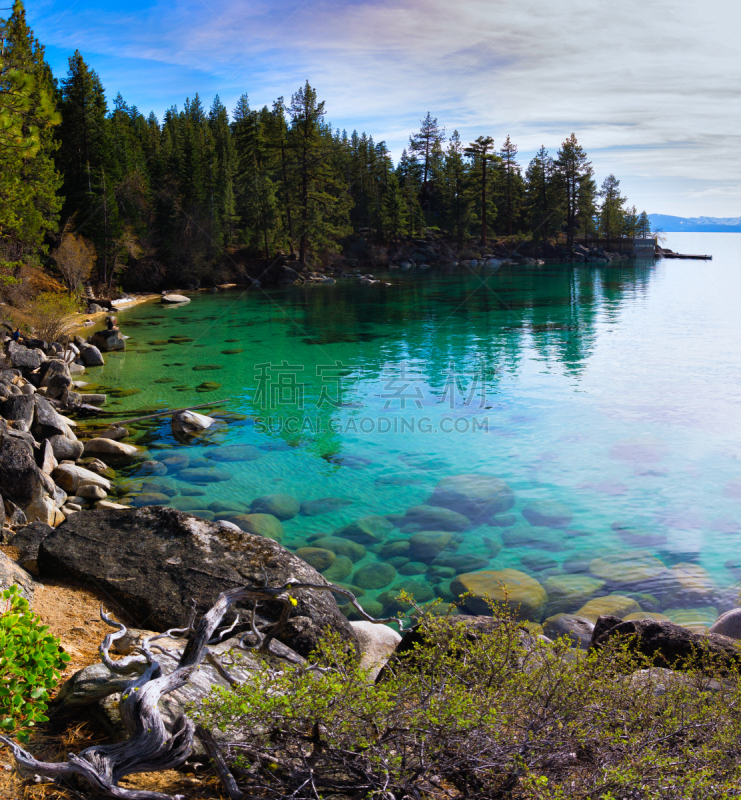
154, 377, 176, 384
404, 505, 470, 532
110, 388, 142, 398
380, 540, 411, 559
160, 454, 189, 471
353, 562, 397, 590
128, 493, 171, 508
208, 500, 249, 514
337, 515, 393, 545
522, 500, 574, 529
169, 336, 194, 343
178, 468, 232, 483
221, 348, 244, 355
589, 551, 667, 590
398, 561, 428, 576
575, 594, 641, 623
250, 493, 300, 521
451, 569, 548, 621
543, 574, 606, 617
322, 555, 353, 583
519, 552, 559, 574
231, 513, 284, 541
141, 482, 178, 498
196, 381, 221, 393
408, 530, 454, 562
192, 365, 224, 371
192, 509, 215, 520
349, 598, 384, 620
312, 537, 367, 563
296, 547, 336, 572
169, 496, 204, 511
210, 444, 263, 462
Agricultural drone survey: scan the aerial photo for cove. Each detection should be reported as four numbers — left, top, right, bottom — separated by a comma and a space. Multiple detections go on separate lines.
83, 232, 741, 628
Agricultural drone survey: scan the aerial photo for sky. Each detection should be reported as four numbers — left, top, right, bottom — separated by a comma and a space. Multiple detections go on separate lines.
20, 0, 741, 217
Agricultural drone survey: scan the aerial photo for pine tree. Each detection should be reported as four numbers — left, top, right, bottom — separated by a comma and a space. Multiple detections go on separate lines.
288, 81, 350, 267
0, 0, 61, 276
598, 173, 625, 247
498, 135, 522, 236
409, 112, 445, 217
465, 136, 496, 246
396, 148, 424, 236
555, 133, 592, 247
524, 146, 560, 248
637, 210, 651, 238
438, 131, 471, 246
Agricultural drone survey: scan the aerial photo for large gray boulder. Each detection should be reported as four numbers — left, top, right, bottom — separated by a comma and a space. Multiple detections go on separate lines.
1, 394, 36, 428
80, 344, 105, 367
8, 341, 45, 370
88, 329, 125, 353
0, 550, 35, 601
38, 359, 73, 400
36, 506, 357, 658
48, 434, 84, 462
32, 395, 71, 439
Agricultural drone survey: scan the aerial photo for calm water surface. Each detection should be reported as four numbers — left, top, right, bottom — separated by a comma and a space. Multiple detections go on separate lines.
85, 233, 741, 624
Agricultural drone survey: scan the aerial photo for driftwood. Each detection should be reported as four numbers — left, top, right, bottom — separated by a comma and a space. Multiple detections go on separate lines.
0, 581, 401, 800
83, 400, 228, 427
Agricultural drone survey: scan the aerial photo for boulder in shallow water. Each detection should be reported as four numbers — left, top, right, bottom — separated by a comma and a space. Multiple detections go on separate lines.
313, 536, 367, 563
48, 435, 83, 462
408, 530, 454, 562
709, 608, 741, 639
161, 294, 191, 304
250, 493, 300, 521
522, 500, 573, 528
231, 512, 284, 541
451, 568, 548, 621
353, 562, 397, 590
403, 504, 470, 532
428, 474, 515, 520
79, 345, 105, 367
589, 550, 668, 592
209, 444, 262, 462
52, 464, 111, 495
337, 515, 393, 545
543, 574, 605, 616
36, 506, 356, 658
322, 555, 353, 582
178, 467, 231, 483
88, 329, 125, 352
296, 547, 335, 572
171, 409, 215, 436
299, 497, 353, 516
82, 438, 139, 458
575, 594, 641, 623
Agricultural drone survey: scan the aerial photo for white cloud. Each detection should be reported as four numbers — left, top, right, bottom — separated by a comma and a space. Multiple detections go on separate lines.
29, 0, 741, 215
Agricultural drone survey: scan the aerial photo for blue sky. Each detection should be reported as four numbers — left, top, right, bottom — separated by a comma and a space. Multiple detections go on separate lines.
23, 0, 741, 217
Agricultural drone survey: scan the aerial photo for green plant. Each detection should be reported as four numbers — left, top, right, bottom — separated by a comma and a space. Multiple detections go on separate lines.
194, 600, 741, 800
23, 290, 80, 342
0, 585, 70, 742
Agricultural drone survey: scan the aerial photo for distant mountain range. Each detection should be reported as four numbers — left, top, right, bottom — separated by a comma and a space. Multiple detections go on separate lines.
649, 214, 741, 232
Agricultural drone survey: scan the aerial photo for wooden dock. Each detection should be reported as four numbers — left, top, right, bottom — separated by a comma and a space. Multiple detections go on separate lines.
662, 252, 712, 260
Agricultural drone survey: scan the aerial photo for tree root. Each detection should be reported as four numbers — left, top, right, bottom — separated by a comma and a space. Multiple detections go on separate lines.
0, 580, 400, 799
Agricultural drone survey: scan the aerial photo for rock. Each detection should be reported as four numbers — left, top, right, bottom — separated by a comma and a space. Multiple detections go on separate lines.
295, 547, 335, 572
624, 612, 670, 622
322, 555, 353, 582
451, 569, 548, 621
127, 493, 170, 508
37, 439, 57, 475
9, 521, 52, 576
48, 434, 84, 462
662, 562, 716, 607
408, 530, 454, 562
171, 410, 215, 435
76, 484, 107, 501
178, 468, 231, 483
98, 427, 129, 441
231, 513, 284, 541
522, 500, 573, 528
434, 553, 490, 574
1, 395, 35, 427
353, 562, 397, 590
350, 621, 402, 680
313, 537, 367, 563
709, 608, 741, 639
0, 426, 50, 519
8, 341, 45, 369
161, 294, 191, 304
664, 607, 718, 631
209, 444, 262, 462
590, 615, 741, 671
542, 614, 594, 649
543, 574, 605, 616
141, 482, 177, 498
32, 396, 71, 439
503, 525, 565, 551
79, 345, 105, 367
380, 540, 411, 558
82, 438, 139, 458
589, 551, 667, 591
38, 359, 72, 400
575, 594, 641, 622
160, 453, 189, 470
337, 515, 393, 545
20, 383, 35, 395
491, 513, 518, 527
88, 329, 125, 352
169, 496, 203, 512
428, 474, 515, 520
299, 497, 353, 516
403, 505, 470, 532
51, 464, 111, 495
37, 506, 356, 658
0, 550, 34, 600
519, 552, 559, 574
96, 500, 129, 511
139, 460, 167, 477
250, 494, 300, 521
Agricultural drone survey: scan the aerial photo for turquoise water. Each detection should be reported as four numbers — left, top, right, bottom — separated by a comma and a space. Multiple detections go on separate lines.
83, 233, 741, 625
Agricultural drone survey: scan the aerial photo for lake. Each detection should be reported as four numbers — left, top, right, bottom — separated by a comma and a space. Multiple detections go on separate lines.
85, 232, 741, 627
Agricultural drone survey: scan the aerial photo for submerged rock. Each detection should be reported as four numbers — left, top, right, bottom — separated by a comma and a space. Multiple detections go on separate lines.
543, 574, 605, 616
353, 562, 396, 590
428, 474, 515, 520
299, 497, 353, 516
522, 500, 573, 528
36, 506, 356, 658
230, 513, 284, 541
171, 410, 215, 436
209, 444, 262, 462
403, 504, 470, 532
575, 594, 641, 622
451, 568, 548, 621
337, 515, 394, 545
250, 493, 300, 521
313, 536, 367, 563
161, 294, 191, 304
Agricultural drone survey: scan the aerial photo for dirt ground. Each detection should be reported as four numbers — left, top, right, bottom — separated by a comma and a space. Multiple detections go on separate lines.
0, 567, 227, 800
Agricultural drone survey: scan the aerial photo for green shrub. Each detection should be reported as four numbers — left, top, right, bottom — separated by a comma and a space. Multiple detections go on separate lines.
194, 602, 741, 799
23, 291, 80, 343
0, 585, 70, 743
